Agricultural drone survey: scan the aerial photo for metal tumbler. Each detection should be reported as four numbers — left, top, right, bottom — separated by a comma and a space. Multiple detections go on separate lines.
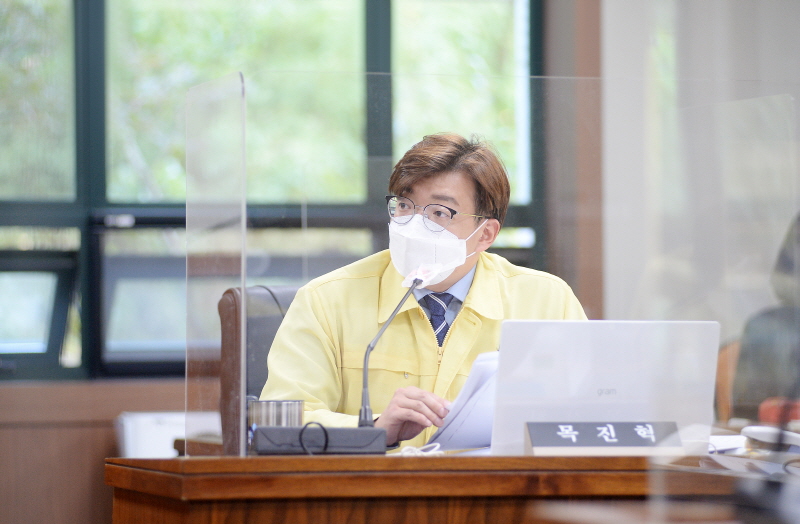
248, 399, 304, 428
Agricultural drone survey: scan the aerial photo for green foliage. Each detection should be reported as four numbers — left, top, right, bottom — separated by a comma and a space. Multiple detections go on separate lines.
0, 0, 74, 201
108, 0, 523, 205
4, 0, 524, 204
393, 1, 519, 178
107, 0, 363, 203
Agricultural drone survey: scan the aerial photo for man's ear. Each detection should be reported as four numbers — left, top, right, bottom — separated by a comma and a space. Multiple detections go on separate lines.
476, 219, 501, 252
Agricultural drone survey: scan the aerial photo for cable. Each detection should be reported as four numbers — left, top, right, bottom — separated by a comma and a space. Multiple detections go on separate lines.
298, 422, 329, 455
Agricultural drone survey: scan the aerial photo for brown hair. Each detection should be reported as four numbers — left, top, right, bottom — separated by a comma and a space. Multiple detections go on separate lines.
388, 133, 511, 225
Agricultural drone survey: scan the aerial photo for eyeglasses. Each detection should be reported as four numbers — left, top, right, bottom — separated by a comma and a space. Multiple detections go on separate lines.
386, 195, 486, 232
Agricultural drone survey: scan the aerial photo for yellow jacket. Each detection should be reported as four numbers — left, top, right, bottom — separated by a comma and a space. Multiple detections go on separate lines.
260, 250, 587, 447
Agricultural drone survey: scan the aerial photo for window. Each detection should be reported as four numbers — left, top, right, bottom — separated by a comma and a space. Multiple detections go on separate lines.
106, 0, 363, 204
1, 0, 75, 201
1, 0, 541, 378
0, 238, 79, 379
393, 1, 531, 203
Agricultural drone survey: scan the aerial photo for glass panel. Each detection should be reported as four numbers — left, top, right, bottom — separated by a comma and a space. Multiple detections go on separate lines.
0, 0, 75, 201
0, 272, 57, 354
193, 71, 796, 462
393, 0, 530, 204
246, 228, 373, 285
185, 73, 246, 455
241, 72, 797, 460
242, 69, 550, 457
102, 229, 186, 363
584, 8, 800, 498
640, 85, 800, 510
245, 71, 365, 203
106, 0, 362, 204
603, 85, 800, 330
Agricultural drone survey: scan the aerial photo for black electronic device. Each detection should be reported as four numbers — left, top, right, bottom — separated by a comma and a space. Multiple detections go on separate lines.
253, 424, 387, 455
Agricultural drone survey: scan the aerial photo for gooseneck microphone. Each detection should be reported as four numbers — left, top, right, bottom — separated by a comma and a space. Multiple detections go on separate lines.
359, 278, 423, 427
252, 277, 423, 454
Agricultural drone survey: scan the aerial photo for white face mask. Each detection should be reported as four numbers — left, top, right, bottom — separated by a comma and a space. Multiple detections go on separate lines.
389, 214, 487, 288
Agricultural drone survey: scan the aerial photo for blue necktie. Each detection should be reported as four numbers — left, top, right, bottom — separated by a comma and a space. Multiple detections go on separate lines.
423, 292, 454, 346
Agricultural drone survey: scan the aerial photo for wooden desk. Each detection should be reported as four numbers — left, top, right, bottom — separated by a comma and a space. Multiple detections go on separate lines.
105, 455, 737, 524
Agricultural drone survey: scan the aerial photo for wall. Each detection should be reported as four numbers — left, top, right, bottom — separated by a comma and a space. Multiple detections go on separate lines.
543, 0, 604, 319
0, 379, 184, 524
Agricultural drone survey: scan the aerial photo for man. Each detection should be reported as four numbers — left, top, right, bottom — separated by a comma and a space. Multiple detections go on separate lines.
261, 133, 586, 448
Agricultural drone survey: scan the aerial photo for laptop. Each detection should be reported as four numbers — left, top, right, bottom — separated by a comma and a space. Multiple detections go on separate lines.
489, 320, 720, 455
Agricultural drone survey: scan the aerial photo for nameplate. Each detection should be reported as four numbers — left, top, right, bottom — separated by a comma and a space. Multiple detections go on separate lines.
525, 422, 684, 457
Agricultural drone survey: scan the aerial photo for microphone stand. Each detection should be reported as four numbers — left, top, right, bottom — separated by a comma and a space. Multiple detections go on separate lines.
359, 278, 422, 427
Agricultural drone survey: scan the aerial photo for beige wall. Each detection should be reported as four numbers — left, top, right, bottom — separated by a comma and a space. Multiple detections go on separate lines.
543, 0, 604, 319
0, 379, 184, 524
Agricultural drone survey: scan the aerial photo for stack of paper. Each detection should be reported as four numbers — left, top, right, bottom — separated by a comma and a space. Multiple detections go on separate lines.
428, 352, 497, 451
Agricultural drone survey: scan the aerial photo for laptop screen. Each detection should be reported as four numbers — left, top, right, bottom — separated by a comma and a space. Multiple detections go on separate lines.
490, 320, 720, 455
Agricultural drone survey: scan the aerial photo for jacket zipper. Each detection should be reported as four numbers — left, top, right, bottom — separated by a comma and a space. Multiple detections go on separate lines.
437, 308, 463, 364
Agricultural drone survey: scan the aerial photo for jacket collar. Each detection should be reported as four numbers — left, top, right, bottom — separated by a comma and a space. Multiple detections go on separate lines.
377, 252, 504, 323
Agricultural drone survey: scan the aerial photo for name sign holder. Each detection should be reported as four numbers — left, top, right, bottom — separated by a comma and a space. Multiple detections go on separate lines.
525, 421, 684, 457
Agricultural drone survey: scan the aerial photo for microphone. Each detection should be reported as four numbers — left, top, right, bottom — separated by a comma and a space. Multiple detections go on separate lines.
359, 278, 423, 427
251, 277, 423, 455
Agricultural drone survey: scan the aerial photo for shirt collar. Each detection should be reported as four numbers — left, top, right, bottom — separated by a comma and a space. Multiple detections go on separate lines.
412, 265, 475, 304
378, 253, 504, 322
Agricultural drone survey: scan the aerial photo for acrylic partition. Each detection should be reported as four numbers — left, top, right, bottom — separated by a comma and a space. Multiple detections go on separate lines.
627, 78, 800, 512
185, 72, 246, 456
184, 69, 799, 480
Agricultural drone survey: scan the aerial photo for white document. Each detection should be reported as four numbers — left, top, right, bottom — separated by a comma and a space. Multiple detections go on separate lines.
427, 351, 497, 451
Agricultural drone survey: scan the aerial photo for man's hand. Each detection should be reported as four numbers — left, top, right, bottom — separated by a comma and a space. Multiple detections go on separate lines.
374, 386, 450, 445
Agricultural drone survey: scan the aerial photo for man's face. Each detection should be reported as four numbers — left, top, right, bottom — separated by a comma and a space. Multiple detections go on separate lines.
402, 170, 499, 290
